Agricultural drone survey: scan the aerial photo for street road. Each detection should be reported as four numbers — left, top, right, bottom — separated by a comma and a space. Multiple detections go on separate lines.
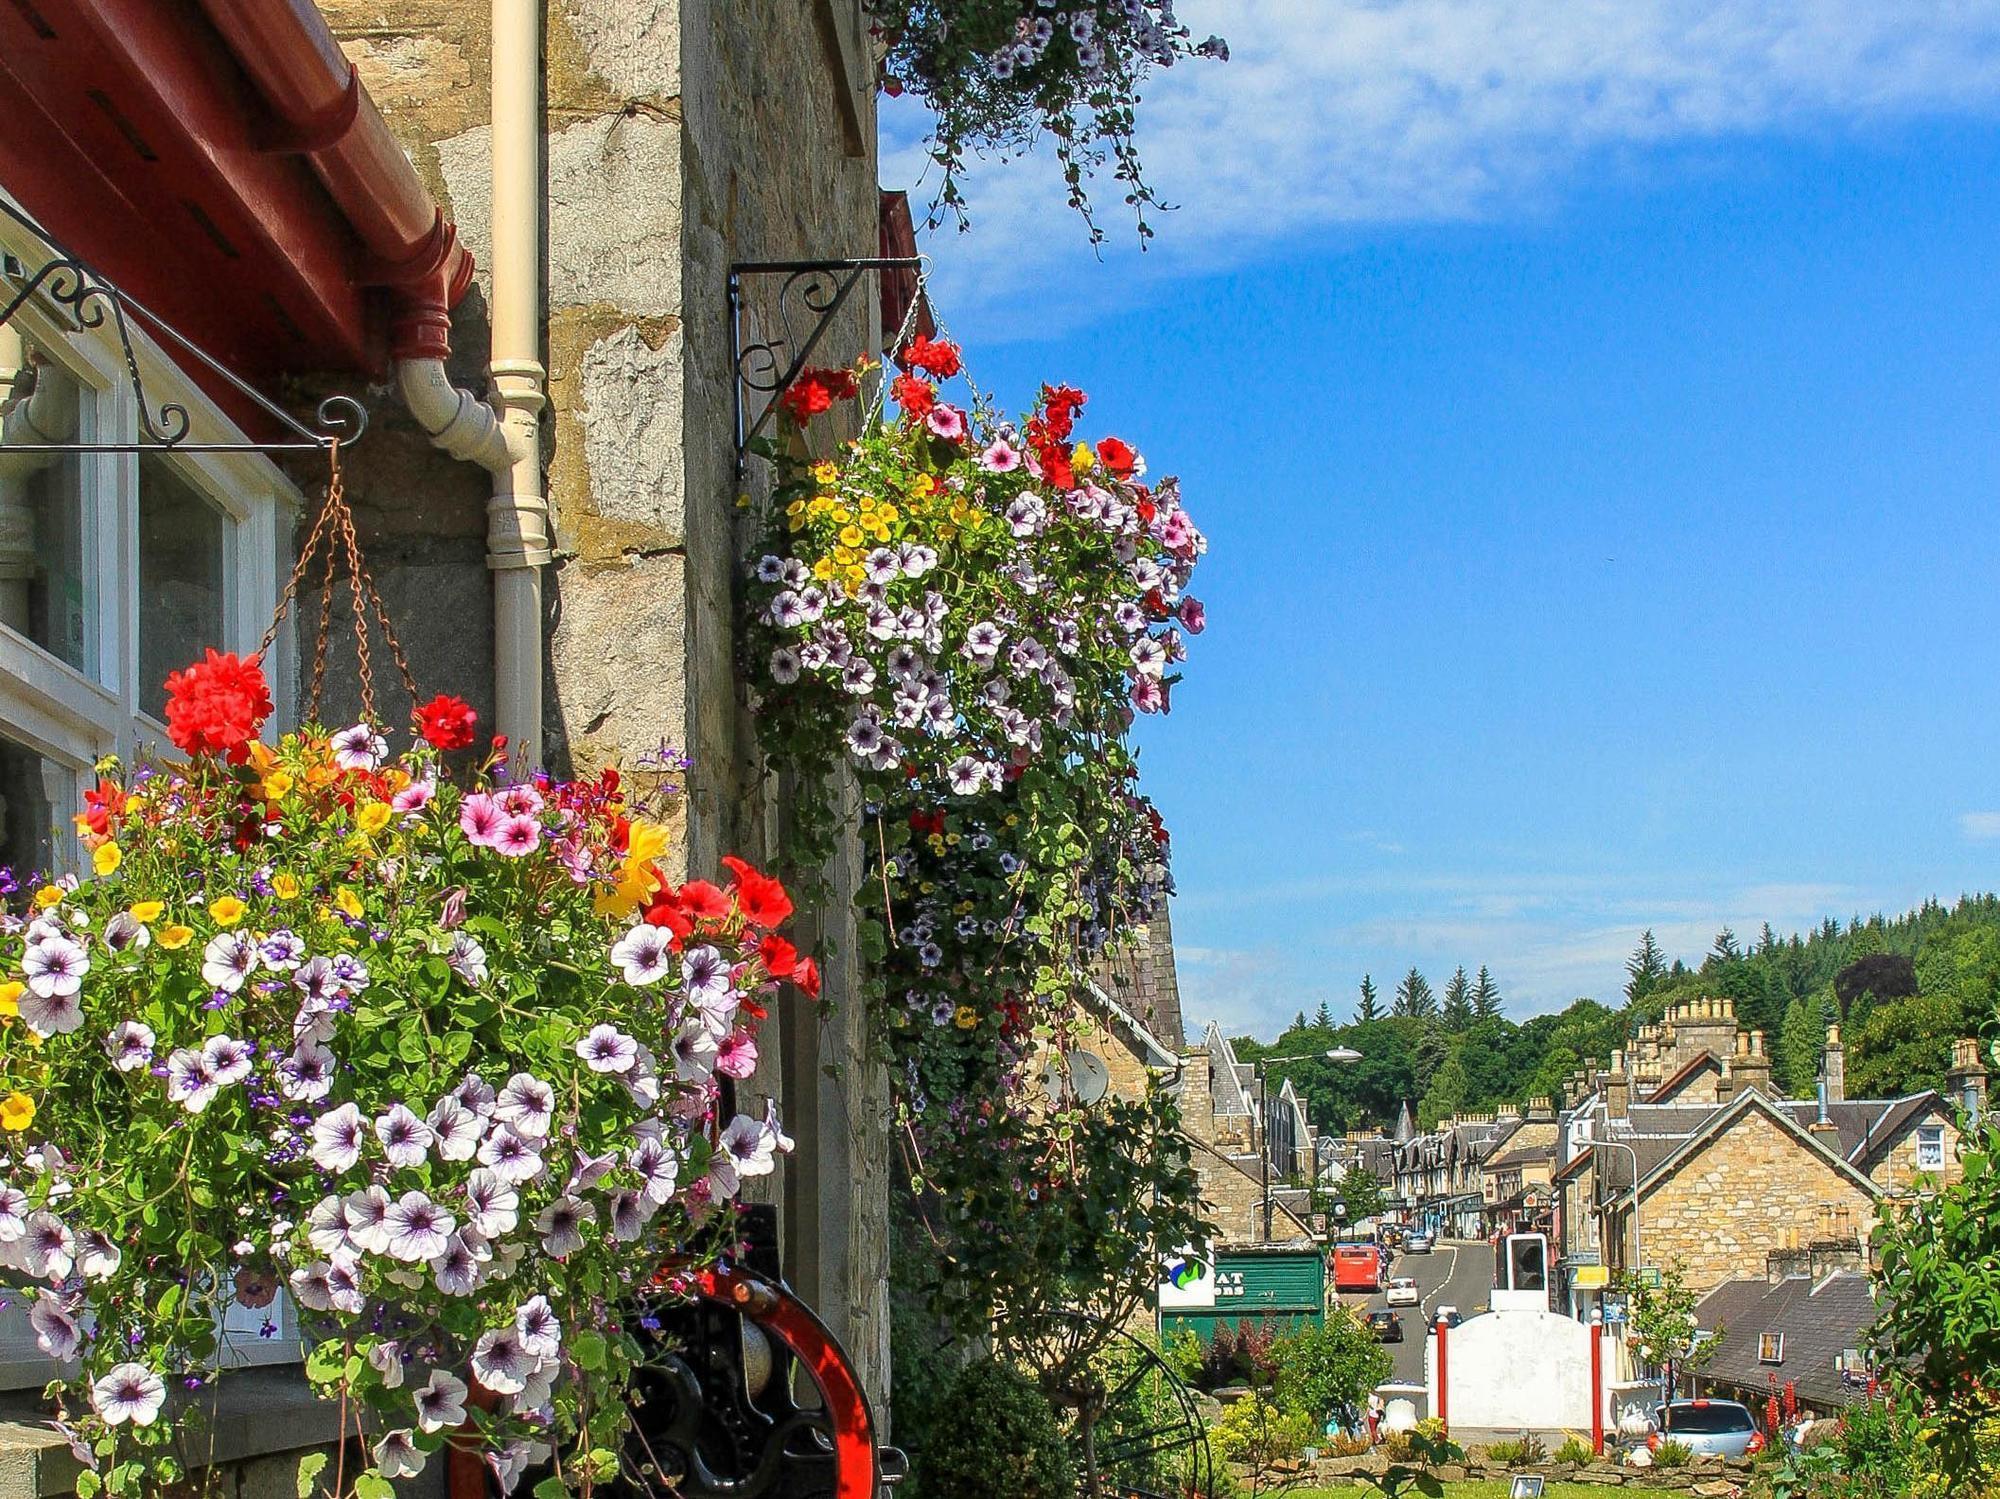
1335, 1239, 1493, 1389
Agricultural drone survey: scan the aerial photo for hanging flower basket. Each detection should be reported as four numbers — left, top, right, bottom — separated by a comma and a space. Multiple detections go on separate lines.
0, 647, 813, 1496
866, 1, 1227, 235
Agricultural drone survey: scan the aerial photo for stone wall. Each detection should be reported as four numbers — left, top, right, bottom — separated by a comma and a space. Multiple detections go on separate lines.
314, 0, 893, 1410
1631, 1107, 1877, 1295
1867, 1109, 1964, 1193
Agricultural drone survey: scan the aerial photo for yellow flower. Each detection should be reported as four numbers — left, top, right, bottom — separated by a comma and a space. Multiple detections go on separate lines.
858, 495, 876, 514
877, 503, 900, 525
812, 460, 838, 485
209, 895, 246, 927
128, 901, 164, 924
786, 499, 807, 520
356, 803, 392, 836
0, 982, 21, 1017
788, 513, 807, 533
262, 770, 295, 800
1073, 441, 1096, 473
157, 925, 194, 950
334, 888, 364, 921
91, 842, 122, 877
33, 886, 61, 910
953, 1006, 979, 1031
595, 819, 670, 918
0, 1094, 35, 1131
245, 740, 278, 773
812, 557, 835, 580
838, 525, 864, 549
926, 834, 946, 854
1005, 814, 1020, 828
272, 874, 300, 901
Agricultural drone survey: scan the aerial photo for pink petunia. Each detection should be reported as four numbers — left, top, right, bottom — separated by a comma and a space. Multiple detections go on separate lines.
459, 793, 506, 847
492, 815, 542, 858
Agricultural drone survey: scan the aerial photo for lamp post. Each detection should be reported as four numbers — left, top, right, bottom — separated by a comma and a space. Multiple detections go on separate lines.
1577, 1131, 1642, 1291
1256, 1046, 1363, 1242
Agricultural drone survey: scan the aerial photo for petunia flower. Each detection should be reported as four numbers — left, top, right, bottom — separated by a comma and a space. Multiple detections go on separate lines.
382, 1191, 455, 1263
476, 1127, 544, 1184
103, 1020, 154, 1072
514, 1295, 561, 1359
91, 1363, 166, 1427
427, 1096, 483, 1162
471, 1325, 538, 1395
200, 932, 258, 993
373, 1430, 426, 1481
310, 1103, 366, 1173
575, 1024, 638, 1075
22, 935, 88, 1001
493, 1074, 555, 1139
30, 1294, 80, 1360
343, 1185, 395, 1255
414, 1369, 469, 1433
331, 723, 388, 772
20, 1211, 75, 1281
609, 925, 674, 986
165, 1049, 220, 1113
463, 1169, 520, 1237
533, 1196, 592, 1259
374, 1104, 433, 1169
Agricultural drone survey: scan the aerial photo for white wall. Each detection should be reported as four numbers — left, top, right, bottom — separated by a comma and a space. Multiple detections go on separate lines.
1430, 1311, 1603, 1431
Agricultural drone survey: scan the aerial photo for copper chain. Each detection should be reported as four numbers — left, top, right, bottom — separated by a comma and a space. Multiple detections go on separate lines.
257, 443, 421, 726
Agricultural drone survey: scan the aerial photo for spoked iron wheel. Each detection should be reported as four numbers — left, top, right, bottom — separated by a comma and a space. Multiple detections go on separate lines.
1010, 1311, 1217, 1499
607, 1263, 890, 1499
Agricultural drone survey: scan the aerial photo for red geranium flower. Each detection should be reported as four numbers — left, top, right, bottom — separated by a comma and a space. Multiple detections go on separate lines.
79, 778, 126, 837
1097, 435, 1138, 479
901, 334, 962, 379
778, 366, 859, 426
891, 372, 937, 418
642, 894, 694, 943
722, 855, 795, 928
162, 650, 273, 762
677, 880, 732, 921
794, 957, 822, 1000
415, 693, 479, 750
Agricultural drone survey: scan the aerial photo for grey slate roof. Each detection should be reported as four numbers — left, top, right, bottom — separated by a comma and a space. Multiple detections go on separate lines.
1695, 1272, 1879, 1408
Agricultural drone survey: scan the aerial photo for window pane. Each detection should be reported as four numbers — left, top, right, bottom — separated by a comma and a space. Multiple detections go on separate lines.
0, 732, 64, 884
0, 344, 91, 674
138, 457, 227, 718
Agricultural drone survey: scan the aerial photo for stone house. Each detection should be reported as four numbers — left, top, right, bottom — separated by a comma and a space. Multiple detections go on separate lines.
1553, 1010, 1984, 1309
0, 0, 894, 1486
1392, 1110, 1511, 1238
1479, 1096, 1560, 1235
1692, 1269, 1879, 1419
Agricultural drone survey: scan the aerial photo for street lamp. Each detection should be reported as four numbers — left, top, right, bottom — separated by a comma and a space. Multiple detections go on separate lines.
1576, 1131, 1641, 1292
1256, 1047, 1362, 1242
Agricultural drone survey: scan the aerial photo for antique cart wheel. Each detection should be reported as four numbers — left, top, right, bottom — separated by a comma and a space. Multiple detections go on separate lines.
606, 1255, 892, 1499
1002, 1310, 1217, 1499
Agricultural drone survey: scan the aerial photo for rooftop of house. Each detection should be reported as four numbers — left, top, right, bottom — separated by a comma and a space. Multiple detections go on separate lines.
1695, 1270, 1880, 1409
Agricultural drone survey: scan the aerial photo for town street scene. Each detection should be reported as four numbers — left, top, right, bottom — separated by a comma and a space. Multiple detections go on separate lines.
0, 2, 1994, 1498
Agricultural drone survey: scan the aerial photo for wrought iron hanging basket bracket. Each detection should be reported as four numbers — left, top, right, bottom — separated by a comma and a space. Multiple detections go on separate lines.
729, 256, 924, 468
0, 196, 366, 456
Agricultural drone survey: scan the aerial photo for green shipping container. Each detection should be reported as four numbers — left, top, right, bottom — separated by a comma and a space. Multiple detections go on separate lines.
1158, 1247, 1325, 1344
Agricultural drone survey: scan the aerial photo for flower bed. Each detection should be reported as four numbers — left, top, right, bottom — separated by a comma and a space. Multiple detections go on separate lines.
0, 655, 810, 1495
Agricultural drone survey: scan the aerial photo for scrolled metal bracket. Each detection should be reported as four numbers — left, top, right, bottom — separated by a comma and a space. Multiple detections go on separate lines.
729, 256, 924, 469
0, 195, 366, 456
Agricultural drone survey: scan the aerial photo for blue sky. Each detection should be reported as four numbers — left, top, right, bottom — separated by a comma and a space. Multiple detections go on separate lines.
881, 2, 2000, 1039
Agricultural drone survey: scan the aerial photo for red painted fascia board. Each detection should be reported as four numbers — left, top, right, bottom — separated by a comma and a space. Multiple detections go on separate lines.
0, 0, 374, 377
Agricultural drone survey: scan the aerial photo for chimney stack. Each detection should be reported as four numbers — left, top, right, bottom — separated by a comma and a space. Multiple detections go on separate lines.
1948, 1037, 1989, 1128
1823, 1024, 1845, 1106
1527, 1095, 1556, 1123
1607, 1051, 1630, 1120
1730, 1029, 1773, 1099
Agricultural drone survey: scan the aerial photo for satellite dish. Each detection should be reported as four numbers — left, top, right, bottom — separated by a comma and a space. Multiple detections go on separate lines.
1066, 1049, 1111, 1106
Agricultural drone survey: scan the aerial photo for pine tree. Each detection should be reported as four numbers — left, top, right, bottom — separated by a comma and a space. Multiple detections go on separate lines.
1393, 968, 1436, 1020
1471, 964, 1503, 1021
1313, 999, 1334, 1031
1778, 992, 1833, 1099
1710, 927, 1743, 965
1626, 930, 1668, 1002
1441, 965, 1474, 1031
1355, 975, 1381, 1024
1293, 1010, 1308, 1033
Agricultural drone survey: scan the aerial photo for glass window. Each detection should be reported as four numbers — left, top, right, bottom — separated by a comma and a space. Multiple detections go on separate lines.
137, 455, 227, 719
0, 345, 92, 674
0, 731, 63, 884
1916, 1126, 1944, 1168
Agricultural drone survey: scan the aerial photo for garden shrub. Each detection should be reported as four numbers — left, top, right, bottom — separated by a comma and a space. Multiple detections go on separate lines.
1270, 1314, 1392, 1432
1485, 1434, 1548, 1465
910, 1356, 1075, 1499
1552, 1434, 1597, 1464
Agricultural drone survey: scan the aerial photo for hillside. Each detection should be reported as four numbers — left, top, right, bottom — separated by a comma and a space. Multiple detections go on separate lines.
1234, 894, 2000, 1135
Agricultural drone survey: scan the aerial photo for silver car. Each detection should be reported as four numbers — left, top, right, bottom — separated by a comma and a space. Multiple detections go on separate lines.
1650, 1399, 1766, 1459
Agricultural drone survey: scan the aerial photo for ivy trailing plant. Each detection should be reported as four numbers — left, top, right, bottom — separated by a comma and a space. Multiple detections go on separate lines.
866, 1, 1227, 239
0, 654, 814, 1497
740, 340, 1209, 1367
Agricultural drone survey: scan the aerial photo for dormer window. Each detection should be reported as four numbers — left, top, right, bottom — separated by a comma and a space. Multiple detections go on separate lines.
1916, 1125, 1944, 1169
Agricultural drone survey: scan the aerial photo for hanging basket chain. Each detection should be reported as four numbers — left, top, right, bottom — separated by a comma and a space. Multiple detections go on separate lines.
257, 444, 421, 727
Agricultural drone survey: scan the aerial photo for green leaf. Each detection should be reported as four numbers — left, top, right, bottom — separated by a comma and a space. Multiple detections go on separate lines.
572, 1329, 608, 1370
74, 1471, 101, 1499
295, 1451, 328, 1499
353, 1473, 395, 1499
534, 1477, 569, 1499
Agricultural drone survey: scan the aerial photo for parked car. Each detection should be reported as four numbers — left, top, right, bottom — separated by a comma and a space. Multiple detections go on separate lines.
1405, 1233, 1434, 1254
1365, 1310, 1403, 1343
1650, 1399, 1766, 1459
1434, 1304, 1462, 1328
1385, 1276, 1420, 1307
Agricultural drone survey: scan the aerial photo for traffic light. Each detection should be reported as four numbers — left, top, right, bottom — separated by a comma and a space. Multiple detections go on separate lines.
1505, 1233, 1548, 1292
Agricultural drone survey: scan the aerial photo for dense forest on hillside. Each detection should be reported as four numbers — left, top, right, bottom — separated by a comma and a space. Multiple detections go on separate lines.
1233, 894, 2000, 1136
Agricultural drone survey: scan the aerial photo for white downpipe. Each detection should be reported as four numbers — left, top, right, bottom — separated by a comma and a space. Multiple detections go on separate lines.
395, 0, 548, 765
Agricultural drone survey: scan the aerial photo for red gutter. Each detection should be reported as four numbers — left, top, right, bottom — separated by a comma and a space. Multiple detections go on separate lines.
191, 0, 473, 360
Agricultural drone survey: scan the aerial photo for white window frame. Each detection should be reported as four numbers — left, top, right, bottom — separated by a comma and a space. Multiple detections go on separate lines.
0, 201, 305, 1380
1915, 1125, 1945, 1170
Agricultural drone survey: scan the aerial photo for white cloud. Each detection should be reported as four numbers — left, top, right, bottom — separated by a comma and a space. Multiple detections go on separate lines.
887, 0, 2000, 317
1961, 811, 2000, 841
